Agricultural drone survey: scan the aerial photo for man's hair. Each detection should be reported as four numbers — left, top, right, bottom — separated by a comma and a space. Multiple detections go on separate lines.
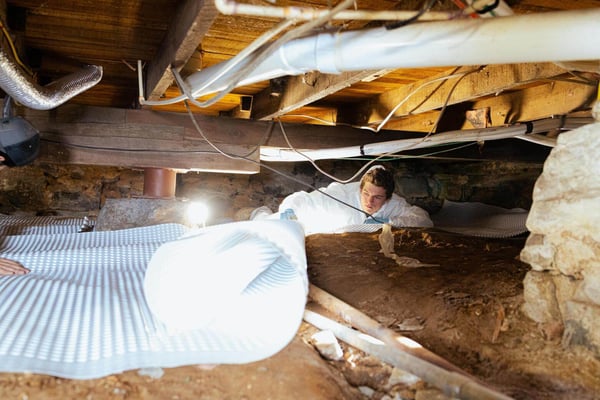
360, 165, 395, 199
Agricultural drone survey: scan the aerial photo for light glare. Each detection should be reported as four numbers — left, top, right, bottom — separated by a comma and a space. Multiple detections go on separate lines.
187, 201, 209, 227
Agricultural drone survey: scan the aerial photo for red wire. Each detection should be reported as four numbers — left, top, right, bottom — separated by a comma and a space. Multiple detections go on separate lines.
451, 0, 480, 18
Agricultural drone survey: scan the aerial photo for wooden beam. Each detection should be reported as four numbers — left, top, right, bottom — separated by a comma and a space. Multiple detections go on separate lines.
144, 0, 219, 101
21, 105, 422, 172
337, 63, 570, 128
252, 70, 387, 121
38, 137, 259, 173
476, 79, 597, 126
382, 79, 597, 132
24, 105, 260, 173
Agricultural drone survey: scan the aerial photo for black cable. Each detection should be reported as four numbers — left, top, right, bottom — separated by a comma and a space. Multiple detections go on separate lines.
475, 0, 499, 14
182, 100, 382, 222
42, 115, 383, 224
385, 0, 438, 30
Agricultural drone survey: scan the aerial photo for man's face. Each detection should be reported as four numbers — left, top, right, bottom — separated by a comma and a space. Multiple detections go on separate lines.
360, 182, 387, 215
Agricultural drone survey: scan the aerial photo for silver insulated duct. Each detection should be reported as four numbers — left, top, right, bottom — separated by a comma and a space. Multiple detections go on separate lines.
0, 49, 102, 110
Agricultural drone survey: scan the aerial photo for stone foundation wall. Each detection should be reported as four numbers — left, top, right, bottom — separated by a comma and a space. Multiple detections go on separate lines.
520, 122, 600, 353
0, 156, 543, 221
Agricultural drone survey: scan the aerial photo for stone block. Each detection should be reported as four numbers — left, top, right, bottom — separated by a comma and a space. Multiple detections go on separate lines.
563, 300, 600, 356
520, 233, 556, 272
522, 271, 561, 324
553, 273, 580, 318
96, 198, 192, 231
575, 267, 600, 306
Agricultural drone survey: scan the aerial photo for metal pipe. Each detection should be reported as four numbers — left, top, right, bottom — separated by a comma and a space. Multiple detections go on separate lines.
0, 49, 102, 110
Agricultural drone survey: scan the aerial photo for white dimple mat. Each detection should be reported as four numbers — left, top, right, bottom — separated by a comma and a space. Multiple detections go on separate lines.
0, 214, 89, 236
0, 221, 308, 379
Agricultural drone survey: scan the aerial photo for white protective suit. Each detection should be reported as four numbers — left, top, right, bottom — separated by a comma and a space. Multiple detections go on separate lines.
277, 181, 433, 235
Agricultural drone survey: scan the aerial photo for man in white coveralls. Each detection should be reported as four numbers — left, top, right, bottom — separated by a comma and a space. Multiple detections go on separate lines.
254, 165, 433, 235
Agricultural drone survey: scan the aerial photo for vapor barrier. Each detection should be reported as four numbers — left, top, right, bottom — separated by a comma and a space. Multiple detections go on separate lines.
0, 220, 307, 379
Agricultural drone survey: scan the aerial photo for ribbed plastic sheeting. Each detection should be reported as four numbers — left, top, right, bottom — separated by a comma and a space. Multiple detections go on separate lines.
431, 200, 529, 238
332, 224, 384, 234
0, 214, 88, 235
144, 220, 308, 332
330, 201, 529, 238
0, 220, 308, 379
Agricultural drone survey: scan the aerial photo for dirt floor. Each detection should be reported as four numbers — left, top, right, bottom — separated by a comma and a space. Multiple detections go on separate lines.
1, 227, 600, 399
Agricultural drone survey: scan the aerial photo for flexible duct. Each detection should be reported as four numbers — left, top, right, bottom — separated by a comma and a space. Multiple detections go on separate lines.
172, 8, 600, 104
0, 49, 102, 110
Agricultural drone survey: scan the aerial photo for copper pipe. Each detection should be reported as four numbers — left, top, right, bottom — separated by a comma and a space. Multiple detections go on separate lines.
143, 168, 177, 198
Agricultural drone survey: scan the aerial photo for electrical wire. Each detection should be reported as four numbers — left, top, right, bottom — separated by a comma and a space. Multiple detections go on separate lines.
278, 119, 378, 183
349, 141, 480, 161
189, 0, 355, 107
183, 100, 269, 159
451, 0, 479, 18
180, 100, 380, 221
280, 70, 596, 132
165, 18, 297, 108
277, 117, 486, 177
279, 114, 336, 125
40, 102, 273, 160
385, 0, 439, 30
0, 21, 34, 77
164, 0, 357, 109
139, 18, 296, 107
470, 0, 500, 15
453, 0, 503, 17
370, 68, 480, 134
425, 67, 480, 135
271, 66, 480, 184
40, 138, 240, 155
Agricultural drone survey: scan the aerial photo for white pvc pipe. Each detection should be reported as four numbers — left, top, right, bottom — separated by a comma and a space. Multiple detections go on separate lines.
184, 8, 600, 101
515, 133, 556, 148
260, 118, 563, 162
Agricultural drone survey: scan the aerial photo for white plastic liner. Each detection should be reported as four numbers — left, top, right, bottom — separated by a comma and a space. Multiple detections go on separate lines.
0, 220, 308, 379
328, 200, 529, 237
332, 223, 385, 234
431, 200, 529, 238
144, 219, 308, 341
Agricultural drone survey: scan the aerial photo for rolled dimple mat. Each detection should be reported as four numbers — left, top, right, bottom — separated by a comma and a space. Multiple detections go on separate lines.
0, 214, 90, 236
431, 200, 529, 238
0, 220, 308, 379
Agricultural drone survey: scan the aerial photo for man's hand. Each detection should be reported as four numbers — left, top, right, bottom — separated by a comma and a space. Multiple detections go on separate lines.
0, 257, 30, 275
